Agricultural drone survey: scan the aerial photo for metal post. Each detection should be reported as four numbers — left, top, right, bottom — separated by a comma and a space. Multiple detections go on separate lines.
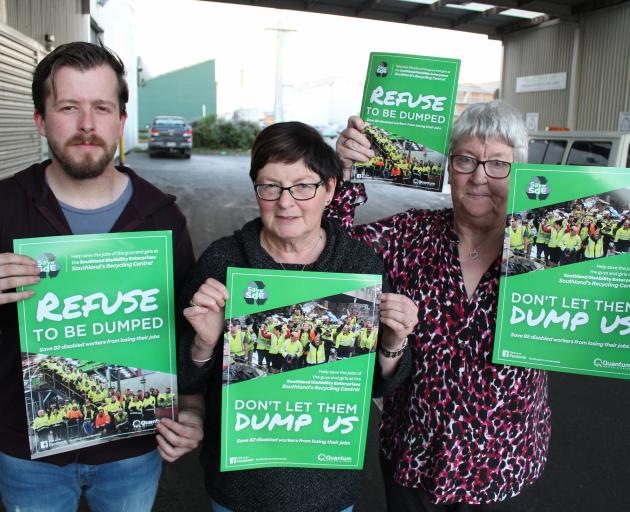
266, 26, 296, 123
118, 135, 125, 166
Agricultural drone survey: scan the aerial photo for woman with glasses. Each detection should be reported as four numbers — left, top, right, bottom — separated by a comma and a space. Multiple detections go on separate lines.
176, 121, 418, 512
334, 101, 549, 511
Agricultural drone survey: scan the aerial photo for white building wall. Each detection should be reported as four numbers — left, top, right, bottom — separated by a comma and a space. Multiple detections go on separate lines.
284, 76, 362, 129
90, 0, 138, 152
6, 0, 86, 47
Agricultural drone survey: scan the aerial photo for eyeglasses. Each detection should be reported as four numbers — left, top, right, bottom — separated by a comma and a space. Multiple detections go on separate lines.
449, 155, 511, 179
254, 181, 324, 201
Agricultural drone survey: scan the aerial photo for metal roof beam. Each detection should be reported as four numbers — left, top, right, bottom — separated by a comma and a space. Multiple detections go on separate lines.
404, 0, 453, 22
355, 0, 380, 16
495, 13, 552, 36
571, 0, 628, 15
488, 0, 576, 20
450, 6, 509, 28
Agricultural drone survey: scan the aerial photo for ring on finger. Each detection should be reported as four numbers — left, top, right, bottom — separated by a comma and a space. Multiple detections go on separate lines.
190, 299, 199, 308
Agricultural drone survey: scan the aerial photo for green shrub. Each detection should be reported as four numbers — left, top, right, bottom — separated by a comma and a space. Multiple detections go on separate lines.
193, 116, 260, 150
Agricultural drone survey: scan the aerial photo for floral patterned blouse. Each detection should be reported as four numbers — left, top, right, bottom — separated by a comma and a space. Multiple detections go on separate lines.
327, 182, 550, 504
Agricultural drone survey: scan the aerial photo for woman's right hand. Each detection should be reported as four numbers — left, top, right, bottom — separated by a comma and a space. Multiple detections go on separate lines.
183, 278, 230, 359
335, 116, 374, 179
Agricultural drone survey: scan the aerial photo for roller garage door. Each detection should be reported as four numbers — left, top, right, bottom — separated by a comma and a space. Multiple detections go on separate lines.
0, 22, 45, 180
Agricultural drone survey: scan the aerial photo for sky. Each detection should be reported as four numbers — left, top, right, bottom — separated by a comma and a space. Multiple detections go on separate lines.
131, 0, 502, 121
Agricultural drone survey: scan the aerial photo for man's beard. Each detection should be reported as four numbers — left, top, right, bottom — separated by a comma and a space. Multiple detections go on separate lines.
48, 134, 118, 180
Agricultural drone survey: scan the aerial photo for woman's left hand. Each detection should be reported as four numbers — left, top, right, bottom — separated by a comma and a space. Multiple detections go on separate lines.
379, 293, 418, 349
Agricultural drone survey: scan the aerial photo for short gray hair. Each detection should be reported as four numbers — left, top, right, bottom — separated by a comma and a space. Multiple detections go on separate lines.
449, 100, 528, 163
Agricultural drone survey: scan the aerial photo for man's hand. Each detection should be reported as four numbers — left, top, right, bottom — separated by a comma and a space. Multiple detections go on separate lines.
156, 395, 204, 463
0, 253, 41, 305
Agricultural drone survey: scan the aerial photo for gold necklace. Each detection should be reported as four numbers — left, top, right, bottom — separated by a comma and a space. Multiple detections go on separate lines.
459, 227, 504, 261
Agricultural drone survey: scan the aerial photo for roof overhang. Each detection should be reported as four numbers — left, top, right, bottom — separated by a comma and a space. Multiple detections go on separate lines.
200, 0, 629, 38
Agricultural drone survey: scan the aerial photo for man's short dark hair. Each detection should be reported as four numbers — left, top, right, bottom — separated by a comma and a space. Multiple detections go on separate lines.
32, 41, 129, 118
249, 121, 343, 189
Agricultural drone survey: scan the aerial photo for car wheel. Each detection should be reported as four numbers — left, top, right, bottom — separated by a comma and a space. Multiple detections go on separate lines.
184, 153, 191, 159
148, 151, 155, 158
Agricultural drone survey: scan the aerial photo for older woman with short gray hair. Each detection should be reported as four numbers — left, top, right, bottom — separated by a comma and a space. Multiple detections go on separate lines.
334, 101, 549, 511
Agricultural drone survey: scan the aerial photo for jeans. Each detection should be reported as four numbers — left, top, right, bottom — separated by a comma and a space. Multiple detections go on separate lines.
0, 449, 162, 512
212, 500, 353, 512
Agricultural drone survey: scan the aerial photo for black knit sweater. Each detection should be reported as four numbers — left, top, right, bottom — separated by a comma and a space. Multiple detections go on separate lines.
178, 217, 411, 512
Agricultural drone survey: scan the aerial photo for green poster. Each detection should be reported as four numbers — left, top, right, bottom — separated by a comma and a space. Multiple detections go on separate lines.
14, 231, 178, 458
352, 52, 460, 192
221, 267, 382, 471
493, 164, 630, 379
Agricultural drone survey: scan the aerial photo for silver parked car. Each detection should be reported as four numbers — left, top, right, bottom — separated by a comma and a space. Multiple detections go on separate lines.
148, 116, 192, 158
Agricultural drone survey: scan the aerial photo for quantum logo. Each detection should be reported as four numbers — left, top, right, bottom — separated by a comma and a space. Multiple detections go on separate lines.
36, 253, 60, 278
526, 176, 551, 200
317, 453, 352, 463
375, 61, 388, 78
592, 358, 630, 370
243, 281, 268, 305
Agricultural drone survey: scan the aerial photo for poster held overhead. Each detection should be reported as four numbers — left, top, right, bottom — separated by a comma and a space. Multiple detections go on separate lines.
352, 52, 460, 192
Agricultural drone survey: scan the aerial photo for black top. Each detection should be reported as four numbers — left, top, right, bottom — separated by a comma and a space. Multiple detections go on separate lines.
178, 217, 411, 512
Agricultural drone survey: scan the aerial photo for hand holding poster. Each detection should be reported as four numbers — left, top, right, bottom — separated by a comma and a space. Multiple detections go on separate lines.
14, 231, 178, 458
493, 164, 630, 379
352, 53, 460, 191
221, 267, 381, 471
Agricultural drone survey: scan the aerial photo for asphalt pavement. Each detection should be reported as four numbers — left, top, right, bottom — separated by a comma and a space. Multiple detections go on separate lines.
3, 152, 626, 512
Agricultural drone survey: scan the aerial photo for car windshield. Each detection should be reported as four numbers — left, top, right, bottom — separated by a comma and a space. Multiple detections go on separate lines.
155, 119, 186, 127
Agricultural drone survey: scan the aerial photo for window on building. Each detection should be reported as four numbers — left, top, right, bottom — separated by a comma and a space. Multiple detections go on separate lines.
566, 141, 612, 166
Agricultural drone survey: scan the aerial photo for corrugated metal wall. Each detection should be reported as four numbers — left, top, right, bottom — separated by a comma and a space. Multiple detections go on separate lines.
576, 3, 630, 131
138, 61, 217, 127
501, 22, 576, 130
0, 22, 45, 180
6, 0, 85, 48
501, 3, 630, 132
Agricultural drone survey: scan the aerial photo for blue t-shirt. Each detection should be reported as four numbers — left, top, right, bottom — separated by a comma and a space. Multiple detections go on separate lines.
58, 178, 133, 235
